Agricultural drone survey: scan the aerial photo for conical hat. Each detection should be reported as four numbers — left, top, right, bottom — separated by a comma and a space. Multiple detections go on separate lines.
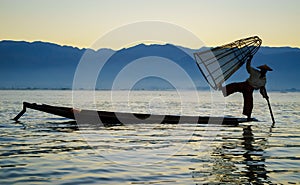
257, 64, 273, 71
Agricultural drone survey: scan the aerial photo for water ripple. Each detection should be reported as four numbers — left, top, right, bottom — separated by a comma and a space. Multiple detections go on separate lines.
0, 91, 299, 184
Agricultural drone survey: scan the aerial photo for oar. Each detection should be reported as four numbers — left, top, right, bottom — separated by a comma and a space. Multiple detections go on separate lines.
261, 88, 275, 126
266, 97, 275, 126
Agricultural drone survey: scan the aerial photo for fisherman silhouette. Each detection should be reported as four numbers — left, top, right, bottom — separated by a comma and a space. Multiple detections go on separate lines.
221, 55, 273, 120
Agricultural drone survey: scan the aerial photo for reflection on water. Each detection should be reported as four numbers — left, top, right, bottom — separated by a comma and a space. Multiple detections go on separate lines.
242, 126, 268, 183
0, 90, 299, 184
213, 125, 269, 184
189, 125, 270, 184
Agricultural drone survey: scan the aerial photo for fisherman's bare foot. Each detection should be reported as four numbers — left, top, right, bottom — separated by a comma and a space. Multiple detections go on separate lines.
220, 86, 227, 96
217, 84, 222, 91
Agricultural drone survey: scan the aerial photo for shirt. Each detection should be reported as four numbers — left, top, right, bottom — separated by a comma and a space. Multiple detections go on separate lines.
246, 60, 266, 89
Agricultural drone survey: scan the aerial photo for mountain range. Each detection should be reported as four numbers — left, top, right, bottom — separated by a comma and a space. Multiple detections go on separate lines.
0, 40, 299, 91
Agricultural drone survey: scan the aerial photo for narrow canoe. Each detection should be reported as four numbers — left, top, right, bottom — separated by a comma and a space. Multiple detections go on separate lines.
13, 102, 257, 126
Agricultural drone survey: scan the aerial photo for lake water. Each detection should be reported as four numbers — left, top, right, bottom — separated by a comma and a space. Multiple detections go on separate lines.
0, 90, 299, 184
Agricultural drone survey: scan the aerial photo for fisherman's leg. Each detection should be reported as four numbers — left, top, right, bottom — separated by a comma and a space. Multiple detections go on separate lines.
222, 82, 242, 97
242, 90, 254, 119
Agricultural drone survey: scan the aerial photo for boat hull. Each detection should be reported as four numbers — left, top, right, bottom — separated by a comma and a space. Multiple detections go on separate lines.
14, 102, 256, 126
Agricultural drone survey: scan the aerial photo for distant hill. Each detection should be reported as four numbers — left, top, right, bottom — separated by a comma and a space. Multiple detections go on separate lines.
0, 40, 299, 91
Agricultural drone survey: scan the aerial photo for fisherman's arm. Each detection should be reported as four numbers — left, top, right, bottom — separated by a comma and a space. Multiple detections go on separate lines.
260, 86, 269, 99
246, 55, 253, 73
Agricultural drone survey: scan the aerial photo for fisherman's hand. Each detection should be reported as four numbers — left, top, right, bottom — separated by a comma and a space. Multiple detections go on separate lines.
260, 87, 268, 99
263, 94, 269, 100
247, 55, 253, 61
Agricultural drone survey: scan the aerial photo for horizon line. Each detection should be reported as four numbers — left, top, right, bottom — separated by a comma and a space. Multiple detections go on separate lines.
0, 87, 299, 92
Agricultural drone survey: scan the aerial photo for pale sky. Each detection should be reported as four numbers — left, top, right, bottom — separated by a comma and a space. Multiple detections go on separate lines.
0, 0, 299, 49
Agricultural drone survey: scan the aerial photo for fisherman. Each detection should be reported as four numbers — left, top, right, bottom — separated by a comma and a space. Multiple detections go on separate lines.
221, 55, 273, 120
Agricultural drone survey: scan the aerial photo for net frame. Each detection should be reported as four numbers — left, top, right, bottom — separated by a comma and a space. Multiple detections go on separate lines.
194, 36, 262, 90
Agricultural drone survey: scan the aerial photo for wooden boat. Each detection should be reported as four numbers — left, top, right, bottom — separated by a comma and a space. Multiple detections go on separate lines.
13, 102, 257, 126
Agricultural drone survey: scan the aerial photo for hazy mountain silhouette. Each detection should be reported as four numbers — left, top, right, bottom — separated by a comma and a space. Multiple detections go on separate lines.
0, 40, 299, 91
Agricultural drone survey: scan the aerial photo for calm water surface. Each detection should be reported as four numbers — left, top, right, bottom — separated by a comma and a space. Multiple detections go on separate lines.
0, 90, 299, 184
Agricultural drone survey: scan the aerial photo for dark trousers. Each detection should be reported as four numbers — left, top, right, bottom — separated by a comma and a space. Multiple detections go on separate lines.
222, 81, 254, 118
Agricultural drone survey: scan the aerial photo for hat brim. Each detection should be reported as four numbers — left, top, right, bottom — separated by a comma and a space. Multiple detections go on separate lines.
257, 65, 273, 71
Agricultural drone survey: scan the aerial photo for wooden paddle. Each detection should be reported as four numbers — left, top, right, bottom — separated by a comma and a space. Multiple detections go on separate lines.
261, 87, 275, 126
266, 97, 275, 127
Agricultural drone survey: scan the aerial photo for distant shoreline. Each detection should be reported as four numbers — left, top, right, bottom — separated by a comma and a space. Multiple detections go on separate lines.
1, 40, 300, 91
0, 88, 299, 92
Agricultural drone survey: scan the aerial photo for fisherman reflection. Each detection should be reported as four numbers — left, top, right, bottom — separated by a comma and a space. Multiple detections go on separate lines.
242, 125, 268, 184
201, 126, 270, 184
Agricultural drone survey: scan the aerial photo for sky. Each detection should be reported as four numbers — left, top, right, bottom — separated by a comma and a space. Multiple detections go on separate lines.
0, 0, 299, 49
